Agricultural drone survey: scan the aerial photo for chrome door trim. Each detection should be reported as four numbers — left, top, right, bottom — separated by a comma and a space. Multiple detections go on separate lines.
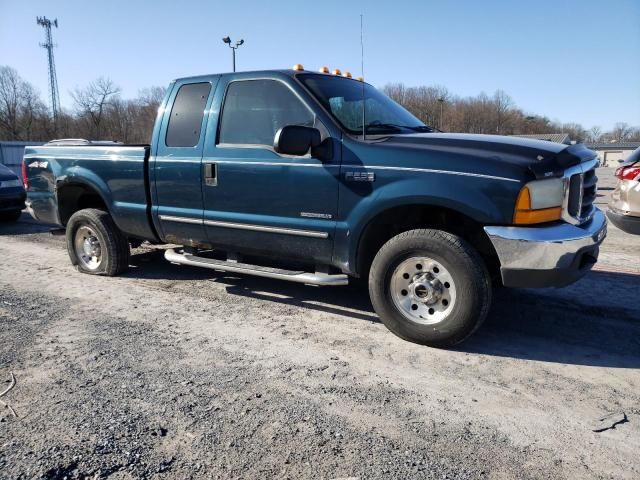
159, 215, 329, 239
203, 219, 329, 238
159, 215, 203, 225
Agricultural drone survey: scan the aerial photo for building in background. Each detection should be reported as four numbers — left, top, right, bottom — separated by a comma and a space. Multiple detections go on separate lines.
585, 141, 640, 166
512, 133, 571, 144
0, 141, 44, 177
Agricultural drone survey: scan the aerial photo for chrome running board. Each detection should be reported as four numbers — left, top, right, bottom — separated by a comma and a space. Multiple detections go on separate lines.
164, 248, 348, 286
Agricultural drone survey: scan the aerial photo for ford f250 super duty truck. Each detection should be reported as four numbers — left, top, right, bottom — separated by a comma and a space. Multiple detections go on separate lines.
23, 67, 607, 347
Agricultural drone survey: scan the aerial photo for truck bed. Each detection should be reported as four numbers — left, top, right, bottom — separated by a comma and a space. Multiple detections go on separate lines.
23, 142, 157, 241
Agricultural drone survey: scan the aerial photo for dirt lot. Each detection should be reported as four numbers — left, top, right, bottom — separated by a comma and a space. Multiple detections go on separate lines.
0, 168, 638, 479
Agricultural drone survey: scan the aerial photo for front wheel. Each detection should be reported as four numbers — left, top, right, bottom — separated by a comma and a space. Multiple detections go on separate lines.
368, 229, 492, 347
66, 208, 130, 276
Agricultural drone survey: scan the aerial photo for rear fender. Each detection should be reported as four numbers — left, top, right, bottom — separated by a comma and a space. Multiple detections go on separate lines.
56, 167, 115, 225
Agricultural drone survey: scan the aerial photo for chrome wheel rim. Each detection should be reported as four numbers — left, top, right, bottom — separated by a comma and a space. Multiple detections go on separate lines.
390, 256, 456, 325
74, 225, 102, 270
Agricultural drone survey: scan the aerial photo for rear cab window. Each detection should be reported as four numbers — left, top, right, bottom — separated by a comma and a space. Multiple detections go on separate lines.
166, 82, 212, 147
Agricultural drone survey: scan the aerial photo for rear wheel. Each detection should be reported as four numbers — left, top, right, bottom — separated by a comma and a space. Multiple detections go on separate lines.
66, 208, 130, 276
369, 229, 491, 347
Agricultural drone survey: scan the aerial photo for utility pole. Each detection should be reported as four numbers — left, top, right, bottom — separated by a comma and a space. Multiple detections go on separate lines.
437, 97, 445, 130
222, 36, 244, 72
36, 16, 61, 127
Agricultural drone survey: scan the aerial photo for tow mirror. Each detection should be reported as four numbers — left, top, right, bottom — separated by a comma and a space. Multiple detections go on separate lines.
274, 125, 321, 156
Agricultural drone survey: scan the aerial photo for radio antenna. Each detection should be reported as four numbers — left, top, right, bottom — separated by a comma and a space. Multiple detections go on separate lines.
360, 14, 366, 140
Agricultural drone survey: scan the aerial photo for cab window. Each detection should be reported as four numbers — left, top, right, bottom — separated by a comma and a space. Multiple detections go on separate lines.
218, 80, 314, 146
165, 82, 211, 147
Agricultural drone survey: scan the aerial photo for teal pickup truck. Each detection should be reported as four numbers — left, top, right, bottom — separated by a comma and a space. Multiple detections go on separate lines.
23, 67, 606, 347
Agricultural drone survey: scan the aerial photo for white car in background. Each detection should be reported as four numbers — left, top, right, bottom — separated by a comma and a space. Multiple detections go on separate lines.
607, 147, 640, 235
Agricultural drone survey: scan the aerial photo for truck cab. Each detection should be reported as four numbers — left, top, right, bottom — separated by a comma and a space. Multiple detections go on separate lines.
152, 71, 342, 265
23, 66, 607, 347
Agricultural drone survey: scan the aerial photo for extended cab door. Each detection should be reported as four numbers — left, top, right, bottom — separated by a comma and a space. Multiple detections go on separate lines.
152, 78, 217, 246
200, 75, 341, 264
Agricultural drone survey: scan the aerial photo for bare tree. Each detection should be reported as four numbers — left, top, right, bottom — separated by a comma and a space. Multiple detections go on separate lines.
2, 64, 636, 148
383, 82, 593, 141
0, 66, 49, 140
587, 126, 602, 143
608, 122, 634, 142
71, 77, 121, 139
492, 90, 514, 134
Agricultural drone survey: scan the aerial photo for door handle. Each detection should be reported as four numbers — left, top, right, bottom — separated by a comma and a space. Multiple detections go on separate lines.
204, 162, 217, 187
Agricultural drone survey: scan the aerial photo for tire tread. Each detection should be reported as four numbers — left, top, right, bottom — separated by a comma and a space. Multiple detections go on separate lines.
369, 229, 492, 347
66, 208, 130, 276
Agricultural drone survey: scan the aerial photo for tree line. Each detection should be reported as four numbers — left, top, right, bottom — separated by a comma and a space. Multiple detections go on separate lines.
0, 66, 164, 144
382, 83, 640, 143
1, 64, 639, 144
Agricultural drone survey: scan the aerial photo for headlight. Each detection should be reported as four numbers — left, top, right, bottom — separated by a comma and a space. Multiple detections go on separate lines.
1, 179, 22, 188
513, 177, 564, 225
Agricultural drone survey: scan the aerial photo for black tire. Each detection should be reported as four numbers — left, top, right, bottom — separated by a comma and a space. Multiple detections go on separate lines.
66, 208, 130, 276
0, 210, 21, 222
368, 229, 491, 347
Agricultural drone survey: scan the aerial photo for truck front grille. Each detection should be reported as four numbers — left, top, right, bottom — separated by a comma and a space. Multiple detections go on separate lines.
566, 163, 597, 224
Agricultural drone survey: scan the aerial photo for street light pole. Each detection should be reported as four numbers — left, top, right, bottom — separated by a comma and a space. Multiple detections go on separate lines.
437, 97, 445, 130
222, 36, 244, 72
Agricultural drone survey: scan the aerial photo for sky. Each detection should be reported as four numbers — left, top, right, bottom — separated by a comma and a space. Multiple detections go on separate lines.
1, 0, 638, 131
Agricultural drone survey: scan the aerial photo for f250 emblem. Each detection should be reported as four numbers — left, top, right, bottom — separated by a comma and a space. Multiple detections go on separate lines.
344, 171, 375, 182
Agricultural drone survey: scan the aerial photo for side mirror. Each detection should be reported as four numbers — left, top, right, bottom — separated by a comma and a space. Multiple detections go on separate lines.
274, 125, 321, 156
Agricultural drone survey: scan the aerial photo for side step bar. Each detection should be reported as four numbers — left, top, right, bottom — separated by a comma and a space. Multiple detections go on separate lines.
164, 248, 349, 286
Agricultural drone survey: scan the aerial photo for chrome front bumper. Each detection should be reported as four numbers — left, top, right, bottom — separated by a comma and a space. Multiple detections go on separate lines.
484, 209, 607, 288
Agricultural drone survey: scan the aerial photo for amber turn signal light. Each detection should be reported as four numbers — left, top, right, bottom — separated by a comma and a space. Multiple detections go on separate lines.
513, 186, 562, 224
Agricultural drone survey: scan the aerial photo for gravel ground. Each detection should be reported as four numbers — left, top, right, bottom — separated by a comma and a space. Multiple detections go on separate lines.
0, 169, 638, 479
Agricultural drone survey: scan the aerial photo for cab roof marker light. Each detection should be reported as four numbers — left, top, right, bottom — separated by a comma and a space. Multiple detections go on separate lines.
356, 76, 364, 82
343, 71, 352, 78
319, 66, 330, 73
332, 68, 342, 75
292, 64, 304, 71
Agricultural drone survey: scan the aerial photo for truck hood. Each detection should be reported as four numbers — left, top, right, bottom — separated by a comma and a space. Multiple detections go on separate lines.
382, 133, 597, 179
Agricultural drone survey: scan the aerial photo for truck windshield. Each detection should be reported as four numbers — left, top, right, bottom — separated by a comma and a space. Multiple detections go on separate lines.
298, 74, 433, 135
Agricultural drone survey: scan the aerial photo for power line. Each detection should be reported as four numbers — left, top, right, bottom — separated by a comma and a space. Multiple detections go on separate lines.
36, 16, 61, 126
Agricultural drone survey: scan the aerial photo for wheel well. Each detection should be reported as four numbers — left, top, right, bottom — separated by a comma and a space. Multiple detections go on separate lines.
57, 184, 109, 226
356, 205, 500, 279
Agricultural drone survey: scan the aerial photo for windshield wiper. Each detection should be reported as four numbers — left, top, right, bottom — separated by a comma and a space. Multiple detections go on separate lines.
356, 123, 434, 134
405, 125, 435, 132
356, 123, 403, 133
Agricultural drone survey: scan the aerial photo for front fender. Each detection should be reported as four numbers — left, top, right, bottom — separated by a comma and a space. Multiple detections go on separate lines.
334, 174, 520, 274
